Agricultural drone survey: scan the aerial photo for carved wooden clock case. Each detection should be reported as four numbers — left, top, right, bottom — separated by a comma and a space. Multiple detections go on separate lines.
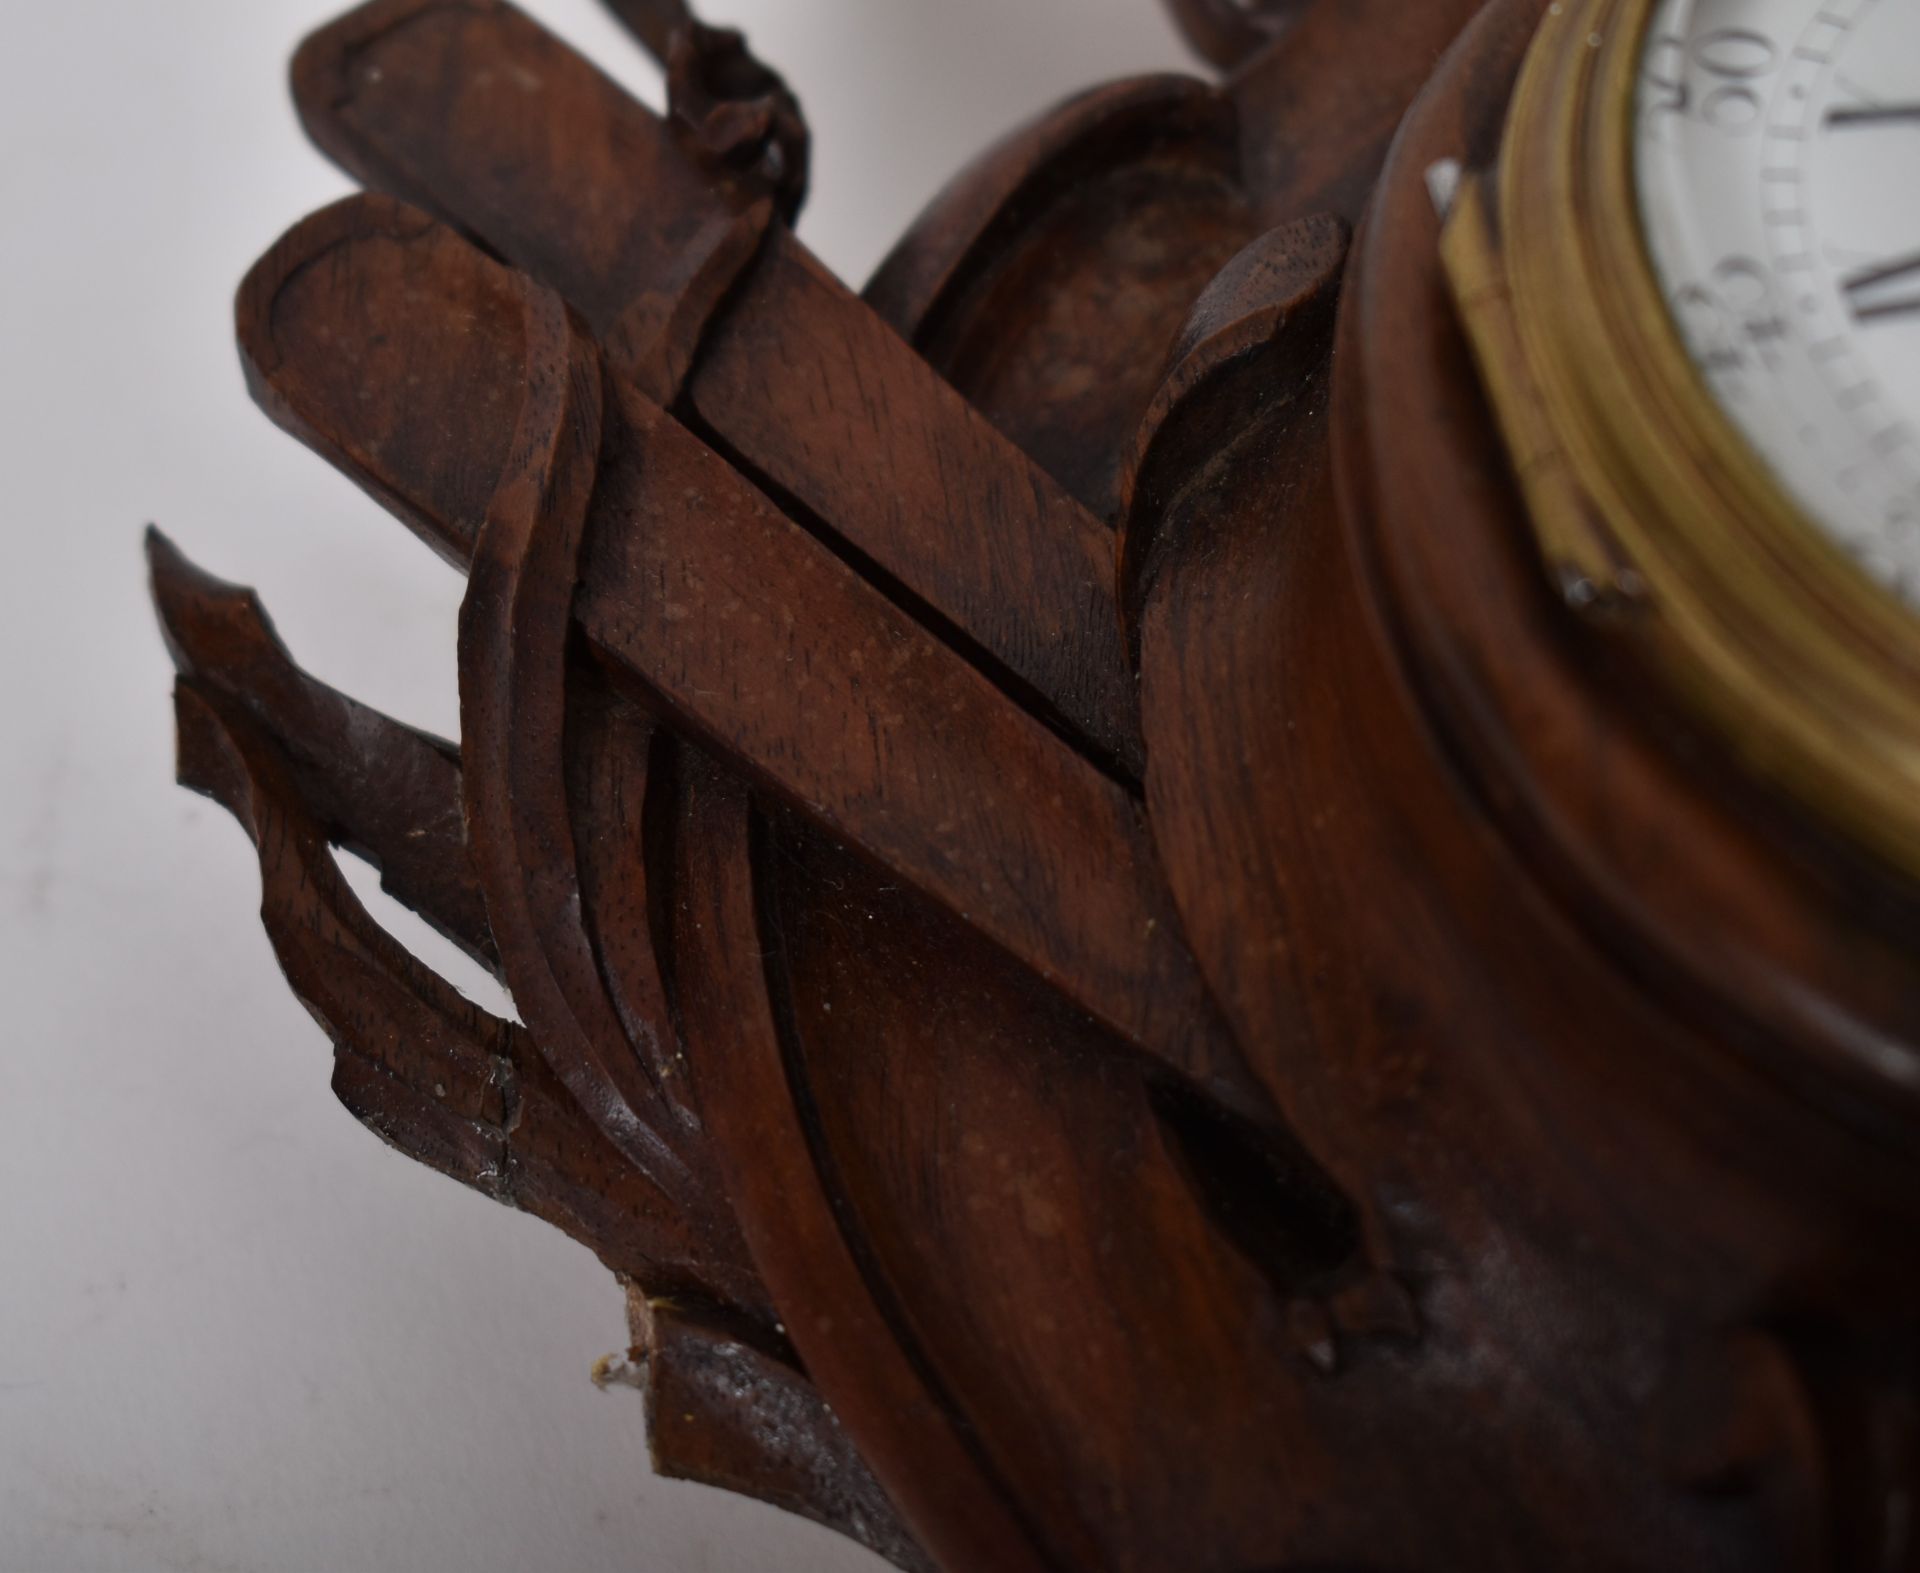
147, 0, 1920, 1568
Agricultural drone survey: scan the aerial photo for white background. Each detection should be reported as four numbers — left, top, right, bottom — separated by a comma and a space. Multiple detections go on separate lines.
0, 2, 1193, 1569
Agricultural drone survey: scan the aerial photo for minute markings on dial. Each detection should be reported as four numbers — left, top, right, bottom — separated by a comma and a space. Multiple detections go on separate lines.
1634, 0, 1920, 607
1843, 251, 1920, 324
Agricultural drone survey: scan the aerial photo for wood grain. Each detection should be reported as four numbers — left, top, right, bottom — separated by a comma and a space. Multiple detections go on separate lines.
292, 0, 1142, 774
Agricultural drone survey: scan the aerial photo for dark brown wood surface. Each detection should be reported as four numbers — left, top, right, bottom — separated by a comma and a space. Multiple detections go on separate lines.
148, 0, 1920, 1568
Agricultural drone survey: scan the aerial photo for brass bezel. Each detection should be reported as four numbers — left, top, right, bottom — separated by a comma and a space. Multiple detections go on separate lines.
1442, 0, 1920, 876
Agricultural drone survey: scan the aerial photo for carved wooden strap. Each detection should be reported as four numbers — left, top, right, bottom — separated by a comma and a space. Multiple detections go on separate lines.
235, 191, 1265, 1123
290, 0, 1143, 777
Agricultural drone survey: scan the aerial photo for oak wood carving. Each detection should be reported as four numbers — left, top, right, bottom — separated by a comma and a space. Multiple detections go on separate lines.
148, 0, 1920, 1568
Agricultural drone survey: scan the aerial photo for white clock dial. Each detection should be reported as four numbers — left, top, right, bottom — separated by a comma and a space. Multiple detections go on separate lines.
1635, 0, 1920, 606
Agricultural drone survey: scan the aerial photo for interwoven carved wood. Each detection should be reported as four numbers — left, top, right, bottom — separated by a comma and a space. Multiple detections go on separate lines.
150, 2, 1920, 1569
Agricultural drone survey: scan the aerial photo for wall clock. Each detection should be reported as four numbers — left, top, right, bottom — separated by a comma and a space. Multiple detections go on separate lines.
1446, 0, 1920, 873
151, 0, 1920, 1566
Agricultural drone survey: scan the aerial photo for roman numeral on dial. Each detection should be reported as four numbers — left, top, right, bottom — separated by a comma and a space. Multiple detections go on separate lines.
1844, 251, 1920, 323
1826, 101, 1920, 127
